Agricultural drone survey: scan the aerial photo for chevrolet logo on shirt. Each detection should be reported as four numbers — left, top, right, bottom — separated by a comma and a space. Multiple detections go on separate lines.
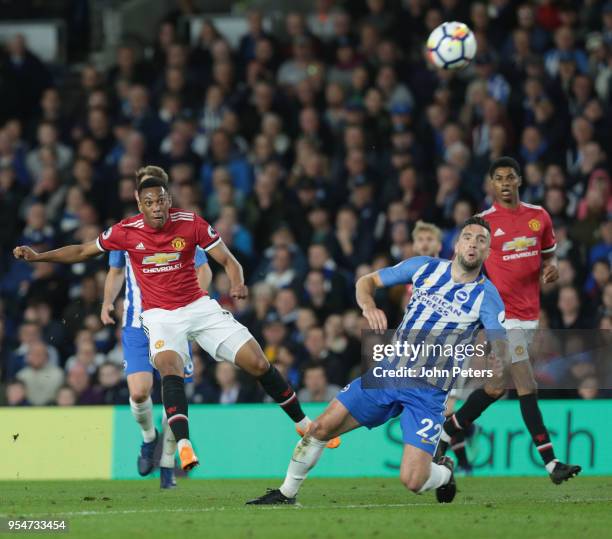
501, 236, 537, 252
142, 252, 180, 266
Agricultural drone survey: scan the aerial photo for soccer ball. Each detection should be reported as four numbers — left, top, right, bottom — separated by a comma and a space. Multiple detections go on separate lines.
426, 21, 477, 70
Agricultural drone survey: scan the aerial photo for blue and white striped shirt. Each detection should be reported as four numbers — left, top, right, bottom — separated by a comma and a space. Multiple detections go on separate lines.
379, 256, 506, 390
109, 247, 208, 328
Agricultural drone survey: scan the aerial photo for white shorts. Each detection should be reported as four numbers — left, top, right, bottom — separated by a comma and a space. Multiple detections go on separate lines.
141, 296, 253, 367
504, 319, 539, 364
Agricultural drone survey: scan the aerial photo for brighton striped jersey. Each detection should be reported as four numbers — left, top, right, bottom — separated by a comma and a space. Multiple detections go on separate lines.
378, 256, 506, 391
109, 247, 208, 328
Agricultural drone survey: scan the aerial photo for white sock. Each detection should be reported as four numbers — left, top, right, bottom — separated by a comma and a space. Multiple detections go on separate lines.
160, 410, 177, 468
296, 416, 311, 431
545, 459, 559, 473
417, 462, 452, 494
130, 397, 156, 442
177, 438, 192, 452
439, 427, 451, 444
279, 436, 327, 498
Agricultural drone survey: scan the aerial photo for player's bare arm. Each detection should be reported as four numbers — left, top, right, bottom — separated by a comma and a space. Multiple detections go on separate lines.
355, 271, 388, 331
541, 254, 559, 284
206, 241, 247, 299
196, 263, 213, 291
13, 240, 102, 264
101, 267, 125, 325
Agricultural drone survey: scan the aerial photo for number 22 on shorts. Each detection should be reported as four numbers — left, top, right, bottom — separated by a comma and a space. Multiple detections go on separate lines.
416, 418, 442, 445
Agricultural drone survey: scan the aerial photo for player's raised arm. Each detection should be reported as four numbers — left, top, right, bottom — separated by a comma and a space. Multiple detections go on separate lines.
357, 256, 431, 332
13, 240, 103, 265
194, 215, 245, 298
206, 241, 247, 299
355, 271, 388, 331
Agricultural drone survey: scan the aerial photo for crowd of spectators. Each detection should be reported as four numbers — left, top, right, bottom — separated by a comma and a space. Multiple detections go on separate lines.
1, 0, 611, 406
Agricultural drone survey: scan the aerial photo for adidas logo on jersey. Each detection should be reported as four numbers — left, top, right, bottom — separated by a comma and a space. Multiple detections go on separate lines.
494, 228, 505, 237
136, 242, 146, 250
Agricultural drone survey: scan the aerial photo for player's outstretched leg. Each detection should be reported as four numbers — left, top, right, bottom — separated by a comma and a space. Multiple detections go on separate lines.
235, 339, 341, 449
159, 410, 177, 489
246, 400, 358, 505
156, 351, 199, 471
127, 373, 158, 476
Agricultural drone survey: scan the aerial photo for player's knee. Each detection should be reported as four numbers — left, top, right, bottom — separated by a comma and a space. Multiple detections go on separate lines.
155, 360, 183, 378
235, 340, 270, 377
400, 470, 426, 493
129, 389, 150, 403
154, 350, 180, 368
251, 353, 270, 377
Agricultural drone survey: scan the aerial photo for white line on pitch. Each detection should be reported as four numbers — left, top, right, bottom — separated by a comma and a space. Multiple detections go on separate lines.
2, 498, 611, 518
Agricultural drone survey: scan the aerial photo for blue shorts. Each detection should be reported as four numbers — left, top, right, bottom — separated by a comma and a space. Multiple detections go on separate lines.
122, 326, 194, 381
336, 377, 447, 455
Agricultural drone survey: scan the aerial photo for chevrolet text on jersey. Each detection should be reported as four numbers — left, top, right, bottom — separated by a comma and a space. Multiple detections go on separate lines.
478, 202, 556, 321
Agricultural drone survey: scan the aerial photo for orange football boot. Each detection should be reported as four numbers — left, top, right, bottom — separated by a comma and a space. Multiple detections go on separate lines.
179, 443, 200, 471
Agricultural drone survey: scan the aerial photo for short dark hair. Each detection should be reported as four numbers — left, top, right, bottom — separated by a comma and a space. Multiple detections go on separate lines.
488, 156, 521, 179
460, 216, 491, 234
137, 176, 168, 194
136, 165, 169, 185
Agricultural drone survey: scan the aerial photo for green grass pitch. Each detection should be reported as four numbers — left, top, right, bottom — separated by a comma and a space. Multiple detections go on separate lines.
1, 477, 611, 539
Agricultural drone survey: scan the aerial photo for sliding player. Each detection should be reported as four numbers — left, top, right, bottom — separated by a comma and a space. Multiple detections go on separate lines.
247, 217, 506, 505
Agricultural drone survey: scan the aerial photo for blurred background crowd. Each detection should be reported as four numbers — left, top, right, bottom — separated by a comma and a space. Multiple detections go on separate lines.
0, 0, 611, 407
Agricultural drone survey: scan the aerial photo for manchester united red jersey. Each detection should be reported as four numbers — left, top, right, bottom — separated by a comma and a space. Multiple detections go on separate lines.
479, 201, 556, 321
96, 208, 221, 311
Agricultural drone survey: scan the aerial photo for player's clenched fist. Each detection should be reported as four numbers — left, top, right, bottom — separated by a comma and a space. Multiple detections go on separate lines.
542, 264, 559, 284
230, 284, 248, 299
362, 307, 387, 332
13, 246, 39, 261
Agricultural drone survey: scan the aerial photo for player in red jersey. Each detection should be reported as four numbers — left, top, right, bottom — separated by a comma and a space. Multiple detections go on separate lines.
14, 171, 339, 472
436, 157, 581, 484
